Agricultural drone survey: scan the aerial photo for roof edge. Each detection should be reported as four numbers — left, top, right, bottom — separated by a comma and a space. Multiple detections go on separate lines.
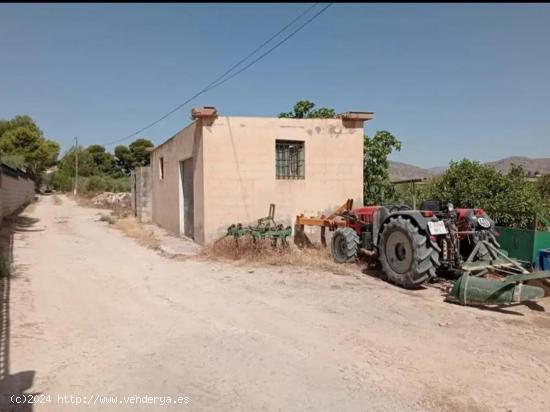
337, 111, 374, 122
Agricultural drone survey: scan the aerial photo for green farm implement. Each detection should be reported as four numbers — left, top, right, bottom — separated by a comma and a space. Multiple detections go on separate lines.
220, 204, 292, 248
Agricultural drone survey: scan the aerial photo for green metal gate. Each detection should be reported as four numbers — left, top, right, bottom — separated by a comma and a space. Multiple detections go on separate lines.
497, 226, 550, 264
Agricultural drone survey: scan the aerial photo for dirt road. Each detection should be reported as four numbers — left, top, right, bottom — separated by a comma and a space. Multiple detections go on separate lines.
4, 195, 550, 411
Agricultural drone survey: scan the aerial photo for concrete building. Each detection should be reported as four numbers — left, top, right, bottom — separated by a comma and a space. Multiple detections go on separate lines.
149, 107, 372, 244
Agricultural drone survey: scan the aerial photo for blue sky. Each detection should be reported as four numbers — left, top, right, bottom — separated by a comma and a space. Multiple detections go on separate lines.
1, 3, 549, 167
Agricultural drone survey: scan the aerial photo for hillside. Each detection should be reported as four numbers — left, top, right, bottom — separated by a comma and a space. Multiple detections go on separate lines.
388, 161, 437, 181
389, 156, 550, 180
485, 156, 550, 175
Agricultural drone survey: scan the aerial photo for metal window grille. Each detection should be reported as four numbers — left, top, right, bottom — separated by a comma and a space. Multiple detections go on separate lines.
276, 140, 304, 179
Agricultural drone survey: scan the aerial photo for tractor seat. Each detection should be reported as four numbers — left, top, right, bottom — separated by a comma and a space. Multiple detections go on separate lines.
419, 200, 441, 211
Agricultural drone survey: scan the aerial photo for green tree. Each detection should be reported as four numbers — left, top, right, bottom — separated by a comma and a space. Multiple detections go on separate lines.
363, 131, 402, 204
52, 144, 131, 193
0, 115, 60, 188
536, 174, 550, 203
57, 147, 95, 178
129, 138, 154, 167
114, 138, 154, 175
0, 115, 42, 138
114, 145, 133, 175
422, 160, 545, 229
86, 144, 119, 176
278, 100, 336, 119
536, 174, 550, 226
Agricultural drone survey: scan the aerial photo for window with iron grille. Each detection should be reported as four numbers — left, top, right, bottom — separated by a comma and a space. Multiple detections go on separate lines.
275, 140, 305, 179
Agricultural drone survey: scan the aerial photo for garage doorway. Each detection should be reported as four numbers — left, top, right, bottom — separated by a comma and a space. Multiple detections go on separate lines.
178, 158, 194, 239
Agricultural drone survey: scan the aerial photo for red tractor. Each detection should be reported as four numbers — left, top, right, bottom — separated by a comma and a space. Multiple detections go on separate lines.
329, 201, 504, 289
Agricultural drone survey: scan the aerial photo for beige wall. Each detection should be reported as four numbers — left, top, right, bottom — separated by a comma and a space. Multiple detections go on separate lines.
150, 121, 206, 243
201, 116, 364, 243
151, 116, 364, 244
0, 171, 35, 221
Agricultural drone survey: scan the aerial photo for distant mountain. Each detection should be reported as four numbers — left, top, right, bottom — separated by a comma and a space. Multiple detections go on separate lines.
426, 166, 447, 175
388, 161, 437, 181
485, 156, 550, 175
389, 156, 550, 181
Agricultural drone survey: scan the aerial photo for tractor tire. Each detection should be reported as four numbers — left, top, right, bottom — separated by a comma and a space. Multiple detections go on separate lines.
331, 227, 360, 263
378, 216, 439, 289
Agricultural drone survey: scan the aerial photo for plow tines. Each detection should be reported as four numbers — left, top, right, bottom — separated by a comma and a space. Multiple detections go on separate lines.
218, 204, 292, 249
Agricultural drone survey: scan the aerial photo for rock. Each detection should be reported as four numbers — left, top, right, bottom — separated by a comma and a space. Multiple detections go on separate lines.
90, 192, 131, 209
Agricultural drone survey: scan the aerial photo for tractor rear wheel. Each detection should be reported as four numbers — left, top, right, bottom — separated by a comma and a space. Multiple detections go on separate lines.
378, 216, 438, 289
331, 227, 360, 263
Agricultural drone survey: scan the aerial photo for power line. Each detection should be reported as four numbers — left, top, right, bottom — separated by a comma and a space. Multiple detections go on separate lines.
104, 3, 332, 147
204, 3, 333, 92
202, 3, 320, 95
103, 3, 319, 146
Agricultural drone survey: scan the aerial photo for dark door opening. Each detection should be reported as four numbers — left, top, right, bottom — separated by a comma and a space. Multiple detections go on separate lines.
179, 159, 194, 239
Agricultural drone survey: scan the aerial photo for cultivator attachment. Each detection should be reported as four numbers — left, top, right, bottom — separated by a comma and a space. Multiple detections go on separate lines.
221, 204, 292, 248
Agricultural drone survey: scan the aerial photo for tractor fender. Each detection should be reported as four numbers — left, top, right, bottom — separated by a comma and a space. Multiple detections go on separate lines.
373, 210, 429, 247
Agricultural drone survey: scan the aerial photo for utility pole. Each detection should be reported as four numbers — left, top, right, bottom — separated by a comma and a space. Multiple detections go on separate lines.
73, 136, 79, 196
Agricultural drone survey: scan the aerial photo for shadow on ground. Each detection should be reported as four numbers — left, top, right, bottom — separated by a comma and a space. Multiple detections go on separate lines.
359, 258, 547, 315
0, 207, 40, 411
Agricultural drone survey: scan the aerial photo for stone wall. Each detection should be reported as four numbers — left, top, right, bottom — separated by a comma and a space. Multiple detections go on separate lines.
131, 166, 152, 223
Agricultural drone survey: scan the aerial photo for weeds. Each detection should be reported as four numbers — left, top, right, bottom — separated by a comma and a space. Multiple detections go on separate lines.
99, 214, 116, 225
0, 254, 10, 278
112, 216, 160, 250
202, 237, 356, 275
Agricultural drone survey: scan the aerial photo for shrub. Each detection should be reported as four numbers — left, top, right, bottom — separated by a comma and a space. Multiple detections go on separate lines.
99, 214, 116, 224
112, 177, 130, 192
50, 172, 131, 195
85, 175, 109, 193
50, 171, 73, 192
421, 160, 546, 229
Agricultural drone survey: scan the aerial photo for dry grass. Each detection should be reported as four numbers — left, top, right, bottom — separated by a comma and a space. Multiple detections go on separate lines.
99, 214, 116, 224
52, 195, 62, 205
112, 216, 160, 250
201, 237, 357, 275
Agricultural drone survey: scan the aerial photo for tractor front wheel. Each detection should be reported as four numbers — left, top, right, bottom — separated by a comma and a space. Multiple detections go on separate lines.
378, 216, 438, 289
331, 227, 360, 263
